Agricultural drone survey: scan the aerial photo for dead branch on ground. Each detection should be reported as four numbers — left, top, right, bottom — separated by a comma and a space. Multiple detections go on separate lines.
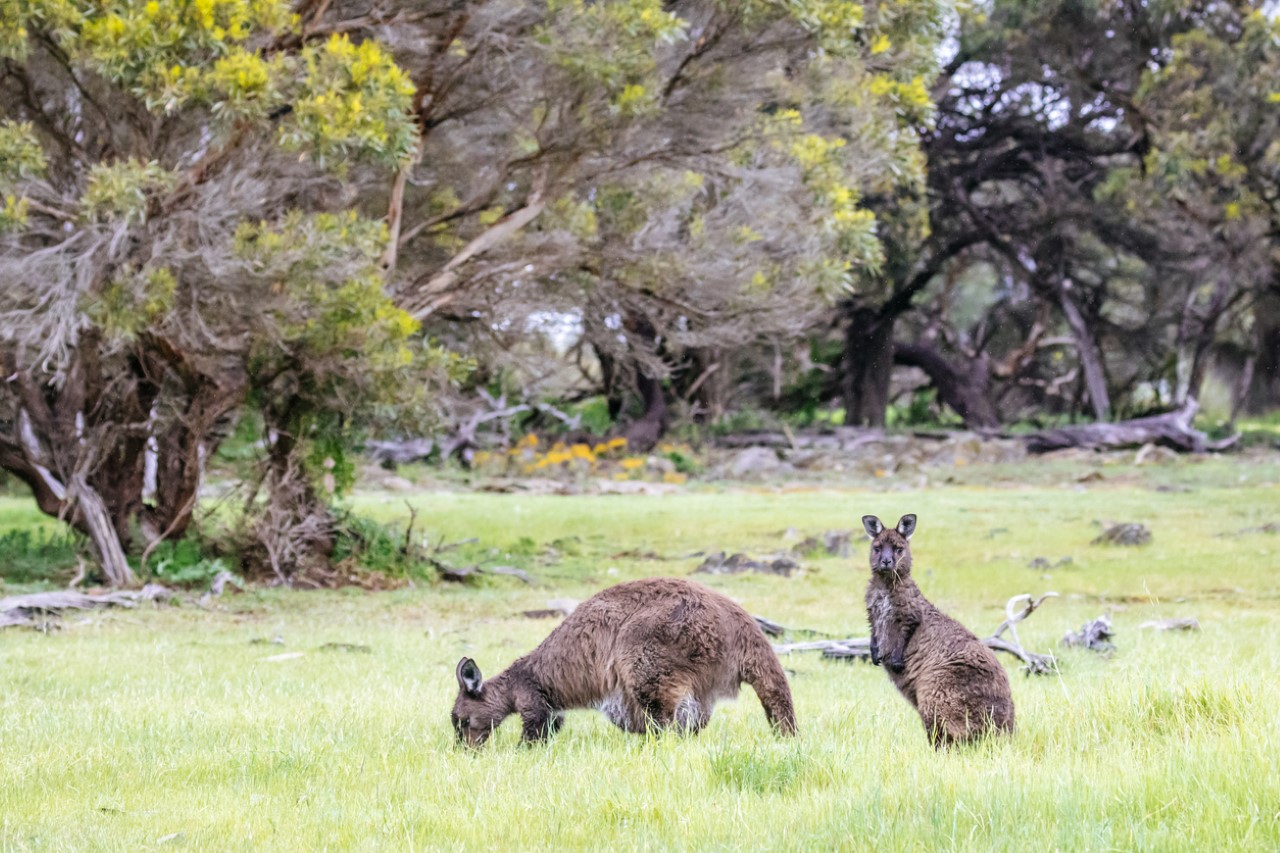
770, 592, 1059, 676
1, 585, 174, 630
1022, 398, 1237, 453
984, 592, 1059, 674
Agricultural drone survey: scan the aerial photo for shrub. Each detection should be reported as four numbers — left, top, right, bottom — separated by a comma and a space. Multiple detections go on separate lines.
144, 537, 233, 588
0, 528, 79, 584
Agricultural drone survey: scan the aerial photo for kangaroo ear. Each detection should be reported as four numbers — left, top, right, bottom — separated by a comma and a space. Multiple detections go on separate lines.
862, 515, 884, 539
896, 514, 917, 539
456, 657, 483, 697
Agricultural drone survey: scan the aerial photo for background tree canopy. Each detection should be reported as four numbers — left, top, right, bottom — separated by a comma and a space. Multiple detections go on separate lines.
2, 0, 1277, 585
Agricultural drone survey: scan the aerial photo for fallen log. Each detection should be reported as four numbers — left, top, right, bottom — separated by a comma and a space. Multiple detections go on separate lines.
1023, 398, 1237, 454
754, 615, 788, 637
365, 438, 435, 464
1, 585, 174, 630
771, 592, 1059, 676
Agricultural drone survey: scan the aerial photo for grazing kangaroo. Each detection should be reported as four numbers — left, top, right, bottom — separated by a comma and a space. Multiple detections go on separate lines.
862, 514, 1015, 748
451, 577, 796, 747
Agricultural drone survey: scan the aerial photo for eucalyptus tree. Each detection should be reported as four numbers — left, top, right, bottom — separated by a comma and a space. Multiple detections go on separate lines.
1109, 3, 1280, 414
837, 0, 1251, 427
358, 0, 950, 444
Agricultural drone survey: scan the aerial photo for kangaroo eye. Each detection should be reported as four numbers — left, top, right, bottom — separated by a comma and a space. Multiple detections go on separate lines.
894, 547, 903, 554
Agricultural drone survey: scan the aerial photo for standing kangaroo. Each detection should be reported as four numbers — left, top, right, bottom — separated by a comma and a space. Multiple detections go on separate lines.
862, 514, 1015, 748
451, 577, 796, 747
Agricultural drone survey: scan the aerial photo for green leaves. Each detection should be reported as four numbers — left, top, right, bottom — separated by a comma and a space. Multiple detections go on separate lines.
541, 0, 688, 115
0, 121, 46, 184
0, 120, 44, 231
15, 1, 418, 168
283, 34, 418, 167
73, 0, 295, 99
234, 210, 419, 385
88, 265, 177, 338
81, 159, 176, 224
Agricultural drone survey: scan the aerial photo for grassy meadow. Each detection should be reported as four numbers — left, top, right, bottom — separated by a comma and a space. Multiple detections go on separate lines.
2, 462, 1280, 850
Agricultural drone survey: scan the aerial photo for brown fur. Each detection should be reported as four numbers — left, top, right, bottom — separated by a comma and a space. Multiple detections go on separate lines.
451, 577, 796, 746
862, 514, 1015, 748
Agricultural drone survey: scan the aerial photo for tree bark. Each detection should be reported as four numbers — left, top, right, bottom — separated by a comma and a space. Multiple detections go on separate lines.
1, 341, 244, 586
893, 341, 1001, 430
841, 306, 895, 427
594, 344, 625, 422
1244, 287, 1280, 414
69, 474, 135, 587
1058, 282, 1111, 421
680, 348, 727, 422
621, 370, 669, 452
1174, 273, 1235, 406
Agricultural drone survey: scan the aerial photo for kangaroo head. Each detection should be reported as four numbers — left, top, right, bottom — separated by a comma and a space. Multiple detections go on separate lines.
861, 514, 916, 576
451, 657, 511, 748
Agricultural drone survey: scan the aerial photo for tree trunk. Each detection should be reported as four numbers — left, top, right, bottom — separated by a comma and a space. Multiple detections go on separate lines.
0, 342, 244, 586
242, 401, 337, 583
893, 341, 1001, 430
1244, 288, 1280, 414
681, 348, 727, 423
1229, 354, 1256, 424
1058, 283, 1111, 421
69, 474, 135, 587
841, 306, 895, 427
594, 344, 625, 422
608, 313, 669, 451
622, 370, 669, 452
141, 377, 244, 544
1174, 274, 1234, 406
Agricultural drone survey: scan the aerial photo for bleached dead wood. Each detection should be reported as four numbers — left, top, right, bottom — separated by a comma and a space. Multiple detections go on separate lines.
0, 585, 173, 629
1023, 398, 1237, 454
753, 615, 788, 637
771, 592, 1059, 676
984, 592, 1059, 674
1061, 615, 1116, 652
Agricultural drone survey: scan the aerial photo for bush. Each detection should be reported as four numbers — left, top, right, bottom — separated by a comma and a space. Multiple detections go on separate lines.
330, 512, 431, 579
143, 537, 232, 588
0, 528, 79, 584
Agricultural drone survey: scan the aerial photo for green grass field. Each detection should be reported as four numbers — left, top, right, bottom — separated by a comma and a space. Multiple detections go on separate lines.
3, 474, 1280, 850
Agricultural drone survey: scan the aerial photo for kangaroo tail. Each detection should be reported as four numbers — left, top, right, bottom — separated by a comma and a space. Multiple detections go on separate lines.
742, 642, 797, 736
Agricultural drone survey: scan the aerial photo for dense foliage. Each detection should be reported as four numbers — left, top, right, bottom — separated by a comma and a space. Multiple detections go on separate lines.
0, 0, 446, 582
